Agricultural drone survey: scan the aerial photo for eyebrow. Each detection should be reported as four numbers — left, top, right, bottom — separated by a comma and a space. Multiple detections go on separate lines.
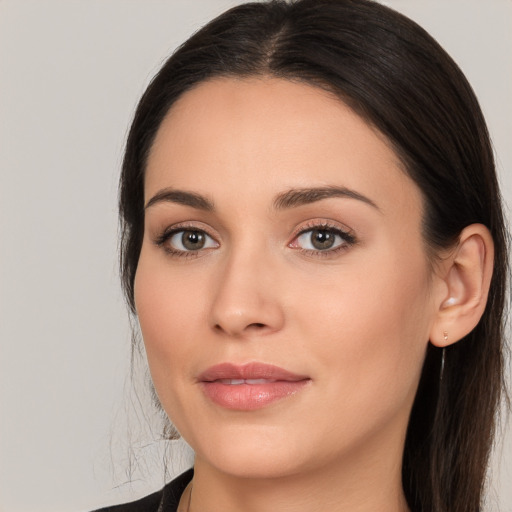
145, 188, 214, 211
273, 186, 380, 211
144, 185, 379, 212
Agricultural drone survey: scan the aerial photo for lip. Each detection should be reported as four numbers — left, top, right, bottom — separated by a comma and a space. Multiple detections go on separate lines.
198, 362, 311, 411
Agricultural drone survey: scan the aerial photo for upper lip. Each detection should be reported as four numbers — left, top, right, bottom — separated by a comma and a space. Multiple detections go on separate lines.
198, 362, 309, 382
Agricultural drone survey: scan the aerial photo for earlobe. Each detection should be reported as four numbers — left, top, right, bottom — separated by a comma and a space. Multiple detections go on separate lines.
430, 224, 494, 348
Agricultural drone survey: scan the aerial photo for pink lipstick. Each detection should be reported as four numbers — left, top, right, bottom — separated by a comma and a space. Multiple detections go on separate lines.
198, 362, 310, 410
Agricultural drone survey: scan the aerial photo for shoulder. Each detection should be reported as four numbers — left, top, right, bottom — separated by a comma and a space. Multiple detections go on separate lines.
92, 468, 194, 512
91, 488, 162, 512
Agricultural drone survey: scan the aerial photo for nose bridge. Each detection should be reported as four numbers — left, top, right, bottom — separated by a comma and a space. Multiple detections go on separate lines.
210, 238, 284, 337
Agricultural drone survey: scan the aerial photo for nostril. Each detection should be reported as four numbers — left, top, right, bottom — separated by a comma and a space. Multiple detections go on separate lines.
248, 323, 266, 329
213, 321, 268, 335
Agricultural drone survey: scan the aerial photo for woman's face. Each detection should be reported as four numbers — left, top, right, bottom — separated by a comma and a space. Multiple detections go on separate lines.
135, 78, 442, 479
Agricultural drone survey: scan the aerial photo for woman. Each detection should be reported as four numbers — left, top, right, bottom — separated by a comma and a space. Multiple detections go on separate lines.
97, 0, 509, 510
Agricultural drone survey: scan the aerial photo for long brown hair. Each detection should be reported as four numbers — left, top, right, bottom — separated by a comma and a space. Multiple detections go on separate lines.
118, 1, 509, 510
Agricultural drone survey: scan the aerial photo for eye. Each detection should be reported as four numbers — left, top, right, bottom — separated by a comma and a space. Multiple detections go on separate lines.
159, 228, 219, 254
289, 225, 356, 253
298, 228, 339, 250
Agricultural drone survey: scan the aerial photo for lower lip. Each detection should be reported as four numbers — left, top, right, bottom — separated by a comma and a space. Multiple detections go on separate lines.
201, 380, 310, 410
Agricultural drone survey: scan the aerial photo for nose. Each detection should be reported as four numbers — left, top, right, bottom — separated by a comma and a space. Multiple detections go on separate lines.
209, 247, 285, 338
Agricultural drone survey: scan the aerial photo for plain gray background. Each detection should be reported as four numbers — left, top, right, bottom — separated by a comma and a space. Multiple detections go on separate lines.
0, 1, 510, 511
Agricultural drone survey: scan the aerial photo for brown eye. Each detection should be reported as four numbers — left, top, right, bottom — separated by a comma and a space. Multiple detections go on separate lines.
181, 230, 206, 250
309, 229, 336, 250
166, 229, 218, 252
291, 226, 354, 253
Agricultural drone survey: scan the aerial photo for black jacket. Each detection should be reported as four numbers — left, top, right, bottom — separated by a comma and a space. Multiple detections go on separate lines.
93, 469, 193, 512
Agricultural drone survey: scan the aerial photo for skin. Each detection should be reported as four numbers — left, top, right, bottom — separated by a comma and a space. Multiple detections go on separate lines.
134, 77, 456, 512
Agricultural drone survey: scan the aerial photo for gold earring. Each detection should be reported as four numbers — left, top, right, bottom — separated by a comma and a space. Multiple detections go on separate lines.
443, 331, 448, 343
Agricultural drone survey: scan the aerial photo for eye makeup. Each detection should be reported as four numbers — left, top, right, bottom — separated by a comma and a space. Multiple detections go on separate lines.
152, 217, 358, 260
153, 221, 220, 259
288, 219, 357, 258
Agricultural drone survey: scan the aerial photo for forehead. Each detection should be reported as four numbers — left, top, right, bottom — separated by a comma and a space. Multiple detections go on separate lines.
145, 77, 421, 219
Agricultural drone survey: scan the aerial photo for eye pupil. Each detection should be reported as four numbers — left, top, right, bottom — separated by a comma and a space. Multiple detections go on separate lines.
311, 229, 335, 250
182, 230, 205, 250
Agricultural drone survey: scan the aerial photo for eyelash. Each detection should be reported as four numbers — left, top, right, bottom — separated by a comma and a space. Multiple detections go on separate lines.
289, 221, 357, 258
153, 221, 357, 259
154, 223, 218, 259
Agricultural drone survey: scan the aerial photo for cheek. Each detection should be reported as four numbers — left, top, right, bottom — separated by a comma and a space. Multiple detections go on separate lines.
133, 252, 215, 437
133, 251, 207, 389
293, 249, 433, 416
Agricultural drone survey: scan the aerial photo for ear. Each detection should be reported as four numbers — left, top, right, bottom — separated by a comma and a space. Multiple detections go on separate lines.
429, 224, 494, 347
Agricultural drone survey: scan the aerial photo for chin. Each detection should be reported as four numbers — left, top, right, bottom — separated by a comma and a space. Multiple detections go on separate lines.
185, 422, 313, 479
204, 448, 307, 480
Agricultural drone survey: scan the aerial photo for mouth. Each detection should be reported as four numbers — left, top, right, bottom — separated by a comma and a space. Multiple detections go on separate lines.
198, 362, 311, 411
